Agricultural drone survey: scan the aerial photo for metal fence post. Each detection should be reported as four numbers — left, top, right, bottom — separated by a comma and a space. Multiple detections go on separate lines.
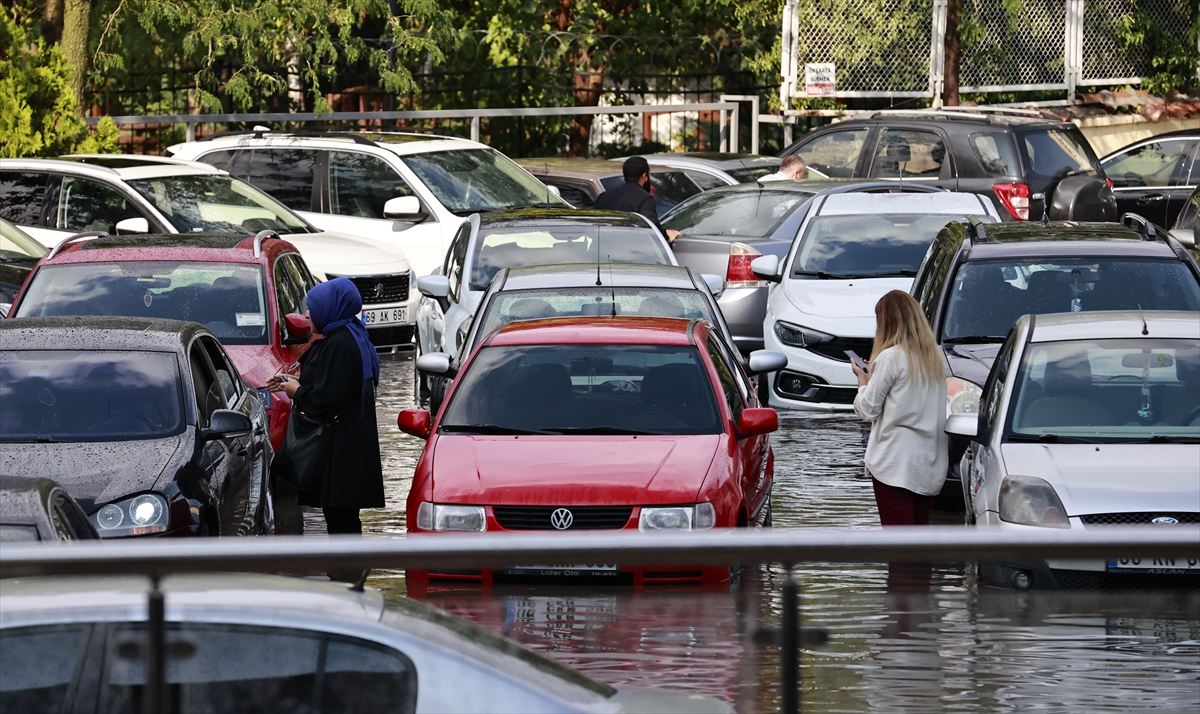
144, 576, 165, 714
781, 565, 799, 714
929, 0, 949, 108
719, 108, 729, 153
470, 115, 481, 143
1065, 0, 1085, 99
185, 121, 196, 143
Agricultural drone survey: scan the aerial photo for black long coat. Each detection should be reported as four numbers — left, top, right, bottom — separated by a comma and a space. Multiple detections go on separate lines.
593, 180, 664, 233
291, 326, 384, 509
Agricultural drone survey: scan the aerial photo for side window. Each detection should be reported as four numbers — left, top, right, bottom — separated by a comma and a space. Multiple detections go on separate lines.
329, 151, 416, 219
282, 254, 316, 298
684, 170, 727, 191
970, 133, 1021, 177
979, 331, 1018, 434
200, 336, 240, 406
195, 149, 238, 171
242, 149, 317, 212
444, 224, 470, 301
707, 336, 745, 418
0, 624, 93, 710
926, 252, 954, 326
1177, 194, 1199, 231
1105, 140, 1194, 188
189, 343, 219, 425
274, 256, 306, 320
57, 177, 141, 232
0, 172, 53, 226
790, 128, 869, 178
870, 129, 947, 179
541, 178, 593, 208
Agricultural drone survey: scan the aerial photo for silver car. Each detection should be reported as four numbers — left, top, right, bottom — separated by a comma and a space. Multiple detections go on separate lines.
0, 573, 732, 713
637, 153, 786, 189
947, 310, 1200, 590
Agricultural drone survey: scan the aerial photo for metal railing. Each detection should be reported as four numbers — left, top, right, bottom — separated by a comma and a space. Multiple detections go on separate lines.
3, 526, 1198, 714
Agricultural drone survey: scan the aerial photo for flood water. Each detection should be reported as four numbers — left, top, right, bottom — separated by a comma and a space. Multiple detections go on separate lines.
317, 352, 1200, 712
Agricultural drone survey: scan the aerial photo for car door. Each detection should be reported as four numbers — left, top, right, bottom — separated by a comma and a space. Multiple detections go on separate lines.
188, 339, 238, 535
783, 126, 872, 179
198, 335, 259, 535
707, 334, 768, 520
965, 330, 1018, 524
1103, 137, 1197, 226
866, 127, 954, 188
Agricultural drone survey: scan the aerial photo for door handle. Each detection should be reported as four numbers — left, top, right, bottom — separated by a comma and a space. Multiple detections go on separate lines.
1136, 194, 1165, 204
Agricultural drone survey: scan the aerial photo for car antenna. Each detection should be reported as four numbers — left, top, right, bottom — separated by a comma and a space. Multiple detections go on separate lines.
608, 257, 616, 317
595, 226, 603, 286
1138, 304, 1148, 335
349, 569, 370, 592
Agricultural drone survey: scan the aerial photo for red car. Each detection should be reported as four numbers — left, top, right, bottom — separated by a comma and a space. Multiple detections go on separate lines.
398, 316, 781, 586
8, 232, 318, 450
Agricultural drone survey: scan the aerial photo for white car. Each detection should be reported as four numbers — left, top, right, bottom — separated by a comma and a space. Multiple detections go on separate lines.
167, 131, 567, 278
947, 310, 1200, 589
752, 191, 1001, 409
0, 156, 417, 346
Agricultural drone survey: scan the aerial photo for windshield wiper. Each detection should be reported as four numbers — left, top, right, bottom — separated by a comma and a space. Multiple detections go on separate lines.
1008, 433, 1098, 444
792, 270, 852, 280
860, 269, 918, 278
540, 426, 662, 435
943, 335, 1003, 344
438, 424, 547, 435
1141, 435, 1200, 444
507, 202, 564, 210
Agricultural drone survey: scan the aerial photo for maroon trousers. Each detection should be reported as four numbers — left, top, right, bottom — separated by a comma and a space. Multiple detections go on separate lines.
872, 478, 934, 526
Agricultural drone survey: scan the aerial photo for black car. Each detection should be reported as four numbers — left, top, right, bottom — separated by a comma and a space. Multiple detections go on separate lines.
0, 219, 46, 316
779, 108, 1117, 223
911, 214, 1200, 506
0, 475, 99, 542
0, 317, 273, 538
1102, 129, 1199, 228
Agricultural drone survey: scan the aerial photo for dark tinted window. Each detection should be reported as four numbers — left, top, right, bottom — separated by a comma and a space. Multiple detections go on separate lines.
979, 330, 1018, 434
190, 342, 219, 425
793, 213, 954, 278
942, 258, 1200, 341
1018, 128, 1101, 180
470, 225, 671, 291
662, 190, 813, 239
57, 177, 141, 232
647, 171, 703, 215
274, 254, 308, 321
0, 172, 51, 226
329, 151, 416, 218
445, 223, 470, 300
0, 624, 90, 711
0, 350, 184, 441
195, 149, 238, 171
707, 336, 744, 417
539, 179, 594, 208
870, 129, 946, 179
441, 344, 720, 435
684, 170, 727, 191
238, 149, 316, 211
971, 132, 1021, 177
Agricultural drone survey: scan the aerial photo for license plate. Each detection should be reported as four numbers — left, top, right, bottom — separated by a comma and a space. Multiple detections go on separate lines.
504, 563, 619, 577
1107, 556, 1200, 573
362, 307, 408, 326
505, 596, 619, 624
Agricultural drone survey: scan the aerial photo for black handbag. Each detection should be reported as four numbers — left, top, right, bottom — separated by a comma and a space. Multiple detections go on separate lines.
273, 407, 335, 493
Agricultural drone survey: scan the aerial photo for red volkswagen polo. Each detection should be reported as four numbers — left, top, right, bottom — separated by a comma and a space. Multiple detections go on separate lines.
398, 316, 784, 586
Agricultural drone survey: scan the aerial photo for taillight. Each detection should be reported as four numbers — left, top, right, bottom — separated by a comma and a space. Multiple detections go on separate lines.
1105, 177, 1113, 190
993, 182, 1030, 221
726, 242, 767, 288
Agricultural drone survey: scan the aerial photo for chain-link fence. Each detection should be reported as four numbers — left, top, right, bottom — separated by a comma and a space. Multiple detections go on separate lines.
1081, 0, 1194, 83
959, 0, 1067, 90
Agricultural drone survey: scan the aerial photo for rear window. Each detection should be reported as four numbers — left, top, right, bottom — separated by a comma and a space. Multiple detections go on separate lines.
1018, 128, 1101, 181
647, 171, 703, 215
726, 165, 780, 183
662, 190, 813, 239
792, 213, 962, 278
469, 226, 670, 291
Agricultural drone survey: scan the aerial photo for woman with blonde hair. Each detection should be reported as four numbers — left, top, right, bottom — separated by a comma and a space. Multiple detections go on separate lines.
852, 290, 948, 526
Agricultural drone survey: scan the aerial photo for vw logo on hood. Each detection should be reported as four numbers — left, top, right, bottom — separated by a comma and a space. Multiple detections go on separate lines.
550, 508, 574, 530
1151, 516, 1180, 525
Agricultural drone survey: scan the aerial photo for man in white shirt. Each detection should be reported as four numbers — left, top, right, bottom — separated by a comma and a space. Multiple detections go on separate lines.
758, 155, 807, 182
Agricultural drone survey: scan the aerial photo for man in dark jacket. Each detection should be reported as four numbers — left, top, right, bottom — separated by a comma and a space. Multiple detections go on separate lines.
593, 156, 682, 245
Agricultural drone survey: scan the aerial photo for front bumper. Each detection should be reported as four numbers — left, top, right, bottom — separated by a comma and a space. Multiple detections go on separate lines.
762, 332, 859, 410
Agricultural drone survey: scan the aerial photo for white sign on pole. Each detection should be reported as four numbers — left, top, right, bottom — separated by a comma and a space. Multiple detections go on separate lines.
805, 63, 836, 97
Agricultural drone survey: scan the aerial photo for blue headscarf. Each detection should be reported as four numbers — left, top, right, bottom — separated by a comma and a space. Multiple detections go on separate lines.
306, 278, 379, 401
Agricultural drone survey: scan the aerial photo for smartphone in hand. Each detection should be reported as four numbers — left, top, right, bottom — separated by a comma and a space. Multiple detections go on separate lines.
845, 350, 868, 372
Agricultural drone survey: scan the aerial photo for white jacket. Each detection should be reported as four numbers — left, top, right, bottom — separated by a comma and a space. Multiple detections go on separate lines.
853, 346, 948, 496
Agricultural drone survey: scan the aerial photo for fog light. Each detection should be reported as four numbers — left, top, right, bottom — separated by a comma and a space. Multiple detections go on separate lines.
1011, 571, 1033, 590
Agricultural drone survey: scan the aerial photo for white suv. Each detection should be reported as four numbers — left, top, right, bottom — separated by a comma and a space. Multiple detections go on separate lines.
752, 191, 1000, 409
168, 131, 566, 278
0, 156, 418, 347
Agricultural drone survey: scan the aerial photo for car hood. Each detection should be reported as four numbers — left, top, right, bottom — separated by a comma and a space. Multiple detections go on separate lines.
0, 435, 187, 513
429, 434, 721, 505
782, 277, 913, 319
999, 443, 1200, 516
282, 230, 410, 278
943, 342, 1001, 387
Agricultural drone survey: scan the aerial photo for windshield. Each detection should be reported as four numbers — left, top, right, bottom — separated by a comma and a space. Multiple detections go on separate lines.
943, 259, 1200, 341
1008, 338, 1200, 441
792, 213, 956, 278
440, 344, 720, 435
126, 175, 311, 235
16, 262, 269, 345
0, 220, 47, 262
470, 226, 671, 291
0, 350, 184, 442
400, 149, 560, 213
475, 288, 719, 351
662, 190, 813, 239
1018, 128, 1101, 181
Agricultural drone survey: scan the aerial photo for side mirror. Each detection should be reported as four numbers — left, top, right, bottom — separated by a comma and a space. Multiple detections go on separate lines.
397, 409, 432, 438
383, 196, 425, 221
745, 349, 788, 376
946, 413, 980, 439
700, 273, 725, 296
203, 409, 253, 439
282, 313, 313, 345
545, 185, 562, 199
737, 407, 779, 438
115, 217, 149, 235
417, 275, 452, 312
1168, 228, 1195, 248
750, 255, 781, 283
415, 352, 455, 376
1194, 220, 1199, 249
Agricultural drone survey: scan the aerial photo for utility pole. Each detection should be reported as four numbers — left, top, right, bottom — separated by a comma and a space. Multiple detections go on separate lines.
780, 0, 799, 146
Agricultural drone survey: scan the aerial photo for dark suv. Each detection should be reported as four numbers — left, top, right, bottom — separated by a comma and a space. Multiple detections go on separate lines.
780, 108, 1117, 223
911, 214, 1200, 506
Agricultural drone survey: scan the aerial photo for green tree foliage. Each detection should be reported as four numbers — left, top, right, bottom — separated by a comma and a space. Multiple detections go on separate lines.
0, 6, 117, 157
1116, 0, 1199, 95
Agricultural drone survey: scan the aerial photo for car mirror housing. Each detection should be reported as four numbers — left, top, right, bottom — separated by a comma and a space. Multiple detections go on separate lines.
415, 353, 455, 376
282, 313, 313, 345
737, 407, 779, 438
945, 413, 980, 439
115, 217, 150, 235
417, 275, 451, 298
383, 196, 425, 221
700, 273, 725, 296
750, 255, 781, 283
745, 349, 788, 376
398, 409, 432, 438
204, 409, 253, 439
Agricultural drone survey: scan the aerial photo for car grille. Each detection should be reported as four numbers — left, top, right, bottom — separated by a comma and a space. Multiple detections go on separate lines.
366, 325, 414, 347
330, 273, 410, 305
1080, 512, 1200, 526
773, 371, 857, 404
492, 506, 633, 531
806, 336, 874, 363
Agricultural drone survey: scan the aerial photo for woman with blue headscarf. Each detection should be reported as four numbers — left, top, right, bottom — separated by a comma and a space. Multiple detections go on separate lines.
268, 278, 383, 536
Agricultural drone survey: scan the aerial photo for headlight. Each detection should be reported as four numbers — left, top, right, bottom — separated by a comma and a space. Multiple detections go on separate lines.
89, 493, 170, 537
638, 503, 716, 532
999, 476, 1070, 528
416, 502, 487, 532
773, 321, 835, 349
946, 378, 983, 417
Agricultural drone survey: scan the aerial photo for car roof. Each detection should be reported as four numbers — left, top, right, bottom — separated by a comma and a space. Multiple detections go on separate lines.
818, 192, 987, 216
44, 233, 293, 265
964, 221, 1184, 259
517, 158, 623, 180
487, 316, 697, 346
0, 157, 223, 181
1028, 310, 1200, 342
500, 263, 699, 291
477, 208, 651, 229
0, 316, 199, 351
838, 108, 1075, 129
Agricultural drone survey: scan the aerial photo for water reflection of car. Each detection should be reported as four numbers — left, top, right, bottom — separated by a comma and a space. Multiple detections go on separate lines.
398, 317, 784, 586
0, 475, 98, 541
518, 158, 704, 216
912, 217, 1200, 505
0, 317, 273, 538
0, 573, 732, 713
946, 310, 1200, 589
8, 232, 319, 451
0, 218, 46, 317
